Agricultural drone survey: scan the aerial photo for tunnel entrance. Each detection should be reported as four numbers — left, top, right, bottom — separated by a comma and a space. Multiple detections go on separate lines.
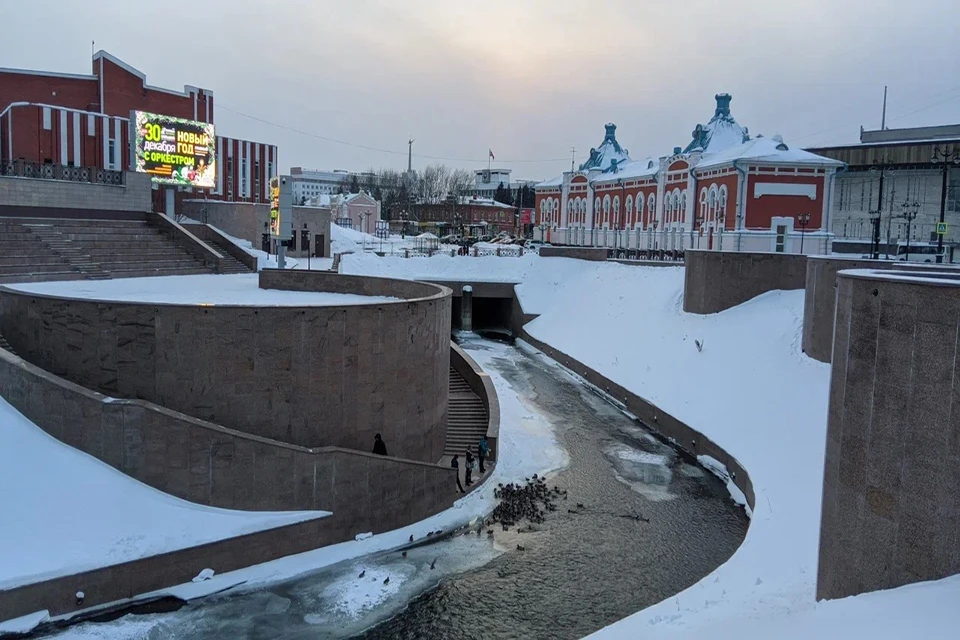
450, 296, 513, 333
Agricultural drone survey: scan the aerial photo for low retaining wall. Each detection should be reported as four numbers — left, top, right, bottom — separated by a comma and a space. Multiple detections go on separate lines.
450, 342, 500, 461
539, 247, 609, 261
0, 171, 151, 212
684, 249, 808, 314
802, 257, 960, 363
0, 347, 456, 515
818, 268, 960, 600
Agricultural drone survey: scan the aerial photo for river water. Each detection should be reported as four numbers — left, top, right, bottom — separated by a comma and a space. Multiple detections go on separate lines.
44, 338, 747, 640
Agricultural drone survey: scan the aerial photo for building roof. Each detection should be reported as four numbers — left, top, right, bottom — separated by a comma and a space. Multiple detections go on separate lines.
535, 175, 563, 189
579, 123, 632, 173
695, 134, 845, 170
683, 93, 749, 154
860, 123, 960, 144
590, 157, 659, 185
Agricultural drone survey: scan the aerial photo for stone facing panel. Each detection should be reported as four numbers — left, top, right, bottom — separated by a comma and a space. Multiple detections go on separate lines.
817, 270, 960, 600
0, 272, 451, 463
802, 257, 960, 363
683, 249, 808, 315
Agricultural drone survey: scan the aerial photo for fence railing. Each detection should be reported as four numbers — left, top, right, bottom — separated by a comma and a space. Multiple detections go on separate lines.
0, 159, 125, 186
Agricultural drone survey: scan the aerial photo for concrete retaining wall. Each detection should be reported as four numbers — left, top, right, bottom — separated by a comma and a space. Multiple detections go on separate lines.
0, 272, 452, 462
802, 257, 960, 363
538, 246, 609, 261
0, 172, 152, 213
818, 269, 960, 600
684, 249, 808, 314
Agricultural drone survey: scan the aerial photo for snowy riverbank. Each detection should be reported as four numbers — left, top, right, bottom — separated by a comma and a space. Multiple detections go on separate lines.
340, 252, 960, 639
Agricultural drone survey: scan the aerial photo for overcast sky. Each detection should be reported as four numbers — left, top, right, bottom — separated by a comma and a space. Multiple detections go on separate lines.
2, 0, 958, 179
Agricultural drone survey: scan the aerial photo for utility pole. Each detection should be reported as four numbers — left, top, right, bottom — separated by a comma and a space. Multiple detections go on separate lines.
570, 147, 576, 172
881, 85, 888, 130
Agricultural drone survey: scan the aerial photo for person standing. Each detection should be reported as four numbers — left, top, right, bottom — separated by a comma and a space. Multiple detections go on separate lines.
465, 450, 475, 486
372, 434, 387, 456
451, 455, 464, 493
477, 436, 489, 474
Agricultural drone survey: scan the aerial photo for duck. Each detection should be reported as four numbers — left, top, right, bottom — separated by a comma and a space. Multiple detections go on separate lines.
430, 558, 437, 570
516, 544, 525, 551
383, 577, 390, 585
358, 570, 365, 578
402, 551, 407, 558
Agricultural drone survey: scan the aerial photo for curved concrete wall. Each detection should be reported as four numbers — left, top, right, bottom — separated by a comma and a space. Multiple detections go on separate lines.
802, 257, 960, 363
0, 271, 452, 462
818, 268, 960, 600
684, 249, 807, 314
450, 342, 500, 461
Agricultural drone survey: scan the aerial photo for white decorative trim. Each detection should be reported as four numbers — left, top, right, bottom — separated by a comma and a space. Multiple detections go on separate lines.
59, 110, 68, 163
754, 182, 817, 200
72, 111, 80, 166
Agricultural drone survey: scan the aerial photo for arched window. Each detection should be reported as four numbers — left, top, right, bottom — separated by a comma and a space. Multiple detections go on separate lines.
625, 195, 633, 227
613, 196, 621, 226
553, 198, 560, 225
718, 185, 728, 223
594, 198, 601, 224
636, 193, 644, 228
700, 188, 708, 225
567, 199, 574, 219
648, 193, 656, 225
602, 195, 611, 226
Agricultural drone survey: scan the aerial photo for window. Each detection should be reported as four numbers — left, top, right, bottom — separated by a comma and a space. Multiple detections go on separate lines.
595, 198, 601, 219
42, 107, 52, 130
227, 159, 234, 198
241, 158, 248, 198
775, 224, 787, 252
625, 195, 633, 226
613, 196, 621, 223
108, 139, 116, 168
603, 195, 611, 226
254, 160, 261, 202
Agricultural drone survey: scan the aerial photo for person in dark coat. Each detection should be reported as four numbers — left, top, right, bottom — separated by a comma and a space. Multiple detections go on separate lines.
372, 434, 387, 456
451, 455, 464, 493
477, 436, 489, 474
465, 450, 475, 486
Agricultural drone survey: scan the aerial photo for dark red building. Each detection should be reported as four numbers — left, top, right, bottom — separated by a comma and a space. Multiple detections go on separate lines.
0, 50, 277, 213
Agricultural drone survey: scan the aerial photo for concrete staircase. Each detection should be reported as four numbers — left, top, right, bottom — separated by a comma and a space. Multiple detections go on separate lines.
445, 366, 489, 458
205, 240, 254, 274
331, 253, 343, 273
0, 218, 216, 283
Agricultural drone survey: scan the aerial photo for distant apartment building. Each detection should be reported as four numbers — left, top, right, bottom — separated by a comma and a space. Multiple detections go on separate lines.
472, 168, 538, 202
0, 50, 278, 216
289, 167, 376, 202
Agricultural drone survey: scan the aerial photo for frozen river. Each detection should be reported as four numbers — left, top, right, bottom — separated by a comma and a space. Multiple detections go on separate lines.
42, 338, 747, 640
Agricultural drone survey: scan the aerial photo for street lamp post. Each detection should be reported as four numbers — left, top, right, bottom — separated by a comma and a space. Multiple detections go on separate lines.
652, 219, 659, 258
931, 146, 960, 263
868, 210, 881, 259
901, 200, 920, 261
796, 212, 811, 254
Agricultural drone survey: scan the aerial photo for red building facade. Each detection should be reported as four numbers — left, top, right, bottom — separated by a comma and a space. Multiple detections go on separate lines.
535, 94, 844, 254
0, 51, 277, 213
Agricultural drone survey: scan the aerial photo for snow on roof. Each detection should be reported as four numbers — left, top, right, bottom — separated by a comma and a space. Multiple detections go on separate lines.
580, 123, 632, 173
590, 157, 659, 185
695, 134, 846, 170
683, 93, 750, 154
535, 175, 563, 189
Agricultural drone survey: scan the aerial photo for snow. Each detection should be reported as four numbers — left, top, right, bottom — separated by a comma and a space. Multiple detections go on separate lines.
0, 611, 49, 634
36, 341, 567, 631
590, 157, 659, 185
8, 274, 399, 306
0, 395, 327, 591
695, 135, 846, 170
339, 253, 960, 639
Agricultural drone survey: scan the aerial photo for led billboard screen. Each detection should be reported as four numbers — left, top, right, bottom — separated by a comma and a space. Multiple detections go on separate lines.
131, 110, 216, 188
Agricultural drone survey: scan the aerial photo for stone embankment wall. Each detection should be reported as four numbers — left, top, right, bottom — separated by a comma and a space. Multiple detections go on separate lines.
684, 249, 807, 314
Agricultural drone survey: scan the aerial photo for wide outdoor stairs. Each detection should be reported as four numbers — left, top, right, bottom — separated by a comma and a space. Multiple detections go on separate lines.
446, 366, 489, 458
0, 218, 215, 284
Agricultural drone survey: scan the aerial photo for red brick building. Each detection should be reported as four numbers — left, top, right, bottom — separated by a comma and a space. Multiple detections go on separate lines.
414, 197, 516, 235
535, 94, 844, 254
0, 50, 277, 214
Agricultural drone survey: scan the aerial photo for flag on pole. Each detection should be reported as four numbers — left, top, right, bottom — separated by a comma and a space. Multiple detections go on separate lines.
489, 149, 495, 160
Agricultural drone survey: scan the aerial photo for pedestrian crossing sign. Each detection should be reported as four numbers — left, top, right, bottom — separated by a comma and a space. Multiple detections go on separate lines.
937, 222, 948, 235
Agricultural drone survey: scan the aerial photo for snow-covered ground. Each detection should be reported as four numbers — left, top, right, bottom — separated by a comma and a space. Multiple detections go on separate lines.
213, 229, 299, 271
339, 253, 960, 640
0, 396, 327, 592
36, 342, 567, 637
9, 273, 399, 306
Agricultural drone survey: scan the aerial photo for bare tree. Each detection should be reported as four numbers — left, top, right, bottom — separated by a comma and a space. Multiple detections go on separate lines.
418, 164, 450, 204
447, 168, 474, 202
